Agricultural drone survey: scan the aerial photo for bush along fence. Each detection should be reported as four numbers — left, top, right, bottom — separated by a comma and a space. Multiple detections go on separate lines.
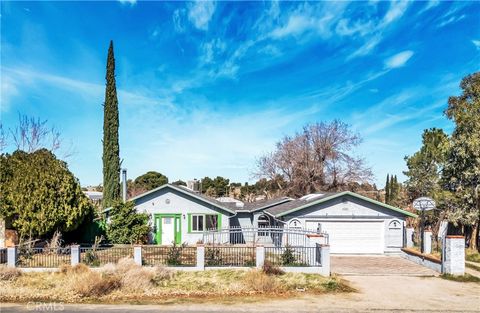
5, 244, 331, 276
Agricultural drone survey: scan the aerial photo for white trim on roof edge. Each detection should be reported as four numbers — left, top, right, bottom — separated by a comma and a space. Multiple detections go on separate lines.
128, 184, 236, 214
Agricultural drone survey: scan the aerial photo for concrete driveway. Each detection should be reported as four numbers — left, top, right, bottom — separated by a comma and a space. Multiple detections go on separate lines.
331, 255, 438, 276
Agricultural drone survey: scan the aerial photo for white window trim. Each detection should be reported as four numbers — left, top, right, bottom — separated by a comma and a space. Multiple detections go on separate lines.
190, 214, 219, 232
191, 214, 204, 232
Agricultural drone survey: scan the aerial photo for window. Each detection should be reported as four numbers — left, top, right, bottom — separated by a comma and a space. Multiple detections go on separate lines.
205, 215, 218, 230
192, 215, 204, 232
191, 214, 219, 232
288, 219, 302, 229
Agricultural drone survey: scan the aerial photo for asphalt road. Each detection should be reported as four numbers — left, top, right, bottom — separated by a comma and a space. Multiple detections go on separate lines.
1, 304, 476, 313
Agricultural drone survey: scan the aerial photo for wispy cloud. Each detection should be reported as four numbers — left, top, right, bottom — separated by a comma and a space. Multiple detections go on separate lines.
117, 0, 137, 6
384, 50, 414, 69
436, 6, 467, 28
418, 0, 440, 15
187, 1, 216, 31
472, 40, 480, 50
2, 67, 175, 110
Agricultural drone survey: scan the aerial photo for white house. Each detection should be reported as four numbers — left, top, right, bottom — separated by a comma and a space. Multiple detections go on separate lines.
131, 184, 416, 254
131, 184, 236, 245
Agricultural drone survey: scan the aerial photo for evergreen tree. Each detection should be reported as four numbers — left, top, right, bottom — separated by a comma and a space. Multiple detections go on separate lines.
106, 201, 150, 244
102, 41, 121, 208
385, 174, 390, 204
391, 175, 399, 206
0, 149, 92, 240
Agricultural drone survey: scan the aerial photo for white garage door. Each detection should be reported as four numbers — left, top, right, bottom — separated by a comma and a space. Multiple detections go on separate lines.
314, 221, 384, 254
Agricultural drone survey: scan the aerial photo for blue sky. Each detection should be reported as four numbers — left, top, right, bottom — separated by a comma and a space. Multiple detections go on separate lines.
1, 1, 479, 188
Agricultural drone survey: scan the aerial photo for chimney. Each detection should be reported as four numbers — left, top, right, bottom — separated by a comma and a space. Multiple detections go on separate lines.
121, 168, 127, 202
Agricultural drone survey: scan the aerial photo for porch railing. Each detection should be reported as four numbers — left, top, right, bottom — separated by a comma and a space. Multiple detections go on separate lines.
202, 226, 328, 247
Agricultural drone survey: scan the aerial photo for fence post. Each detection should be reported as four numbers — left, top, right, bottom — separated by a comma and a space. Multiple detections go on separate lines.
442, 235, 465, 275
71, 245, 80, 266
134, 246, 142, 266
196, 245, 205, 270
256, 245, 265, 269
423, 230, 432, 254
7, 246, 17, 268
405, 228, 414, 248
320, 245, 330, 276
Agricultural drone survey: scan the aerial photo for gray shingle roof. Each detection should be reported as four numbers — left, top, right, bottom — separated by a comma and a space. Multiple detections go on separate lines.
264, 192, 338, 216
242, 197, 293, 211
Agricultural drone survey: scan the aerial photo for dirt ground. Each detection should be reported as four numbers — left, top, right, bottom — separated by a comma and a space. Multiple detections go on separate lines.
2, 275, 479, 312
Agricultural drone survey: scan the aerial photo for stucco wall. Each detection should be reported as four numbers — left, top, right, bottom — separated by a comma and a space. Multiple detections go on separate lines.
281, 195, 406, 253
133, 187, 232, 245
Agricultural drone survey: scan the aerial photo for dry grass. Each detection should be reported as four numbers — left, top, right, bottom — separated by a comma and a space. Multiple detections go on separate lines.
0, 266, 22, 281
243, 270, 280, 293
0, 262, 352, 304
72, 271, 121, 297
466, 249, 480, 263
441, 273, 480, 283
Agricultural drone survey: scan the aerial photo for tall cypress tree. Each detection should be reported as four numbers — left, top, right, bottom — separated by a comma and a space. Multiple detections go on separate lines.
102, 40, 121, 208
385, 174, 390, 204
390, 175, 398, 205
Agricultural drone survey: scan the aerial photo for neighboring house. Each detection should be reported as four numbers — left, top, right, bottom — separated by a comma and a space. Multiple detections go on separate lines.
131, 184, 416, 254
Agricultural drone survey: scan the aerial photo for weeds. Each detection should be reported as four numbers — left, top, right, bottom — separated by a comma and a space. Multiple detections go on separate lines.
72, 271, 121, 297
0, 266, 21, 281
262, 261, 285, 276
441, 273, 480, 283
243, 270, 280, 293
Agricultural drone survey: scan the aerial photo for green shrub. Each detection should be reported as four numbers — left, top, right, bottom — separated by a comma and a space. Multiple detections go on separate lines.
281, 246, 297, 266
166, 242, 187, 266
106, 201, 151, 244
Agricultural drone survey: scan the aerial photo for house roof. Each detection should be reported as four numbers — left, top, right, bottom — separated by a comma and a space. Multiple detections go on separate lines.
242, 197, 293, 212
265, 191, 418, 218
129, 184, 236, 214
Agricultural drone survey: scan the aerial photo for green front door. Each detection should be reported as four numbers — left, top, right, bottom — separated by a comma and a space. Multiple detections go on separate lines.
154, 214, 181, 245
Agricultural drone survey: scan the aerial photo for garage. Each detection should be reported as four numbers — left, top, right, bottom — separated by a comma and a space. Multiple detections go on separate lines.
265, 191, 417, 255
317, 220, 384, 254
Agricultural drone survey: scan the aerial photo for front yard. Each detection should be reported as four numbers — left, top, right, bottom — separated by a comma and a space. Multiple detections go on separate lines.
0, 259, 352, 304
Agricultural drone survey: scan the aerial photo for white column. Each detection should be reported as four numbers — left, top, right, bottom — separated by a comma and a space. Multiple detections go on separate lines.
7, 246, 17, 268
196, 245, 205, 270
442, 236, 465, 275
423, 231, 432, 254
71, 245, 80, 266
406, 227, 414, 248
320, 245, 330, 276
134, 246, 142, 266
256, 246, 265, 269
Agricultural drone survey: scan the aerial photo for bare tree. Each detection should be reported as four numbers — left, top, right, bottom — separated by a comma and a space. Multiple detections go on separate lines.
255, 120, 373, 197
